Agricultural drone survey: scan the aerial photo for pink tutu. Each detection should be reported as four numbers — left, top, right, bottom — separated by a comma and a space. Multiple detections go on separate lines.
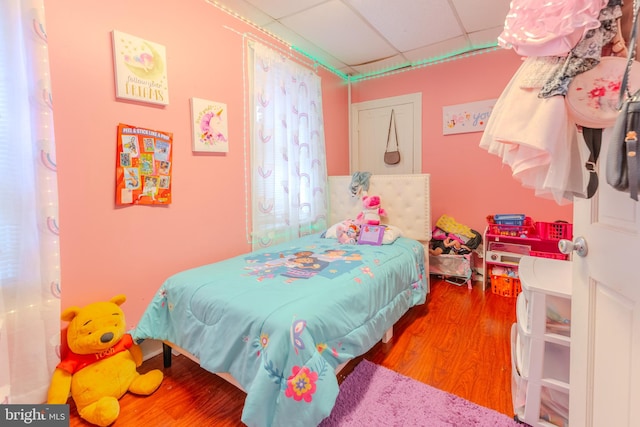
498, 0, 608, 57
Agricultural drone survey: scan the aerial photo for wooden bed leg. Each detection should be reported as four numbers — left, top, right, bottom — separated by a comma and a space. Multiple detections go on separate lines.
382, 327, 393, 343
163, 342, 172, 368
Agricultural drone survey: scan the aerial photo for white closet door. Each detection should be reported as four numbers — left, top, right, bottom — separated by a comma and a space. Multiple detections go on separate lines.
570, 128, 640, 427
350, 93, 421, 175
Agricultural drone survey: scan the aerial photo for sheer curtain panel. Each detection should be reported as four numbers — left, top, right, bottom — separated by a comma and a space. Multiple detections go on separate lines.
0, 0, 61, 404
249, 42, 328, 250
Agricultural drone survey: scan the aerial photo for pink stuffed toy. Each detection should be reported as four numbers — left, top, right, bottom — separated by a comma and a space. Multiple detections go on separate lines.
336, 221, 360, 244
357, 195, 386, 225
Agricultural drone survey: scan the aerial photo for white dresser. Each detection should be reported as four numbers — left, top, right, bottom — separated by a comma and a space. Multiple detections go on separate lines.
511, 256, 572, 426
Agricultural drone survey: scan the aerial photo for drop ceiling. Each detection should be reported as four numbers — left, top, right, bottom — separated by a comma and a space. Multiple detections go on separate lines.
207, 0, 511, 80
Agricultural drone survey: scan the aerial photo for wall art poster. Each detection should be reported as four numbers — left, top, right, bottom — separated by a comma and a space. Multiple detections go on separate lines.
112, 30, 169, 105
190, 97, 229, 152
116, 123, 173, 205
442, 99, 496, 135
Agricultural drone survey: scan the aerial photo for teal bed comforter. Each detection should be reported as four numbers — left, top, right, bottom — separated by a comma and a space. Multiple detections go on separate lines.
133, 233, 427, 427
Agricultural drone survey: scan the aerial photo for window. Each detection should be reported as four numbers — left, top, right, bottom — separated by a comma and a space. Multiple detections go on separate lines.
248, 42, 328, 249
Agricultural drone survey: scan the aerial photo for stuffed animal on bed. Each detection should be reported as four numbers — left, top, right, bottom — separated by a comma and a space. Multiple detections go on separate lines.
336, 221, 360, 244
357, 195, 386, 225
47, 295, 163, 427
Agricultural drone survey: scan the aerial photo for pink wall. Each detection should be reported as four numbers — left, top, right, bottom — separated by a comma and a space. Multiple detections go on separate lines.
350, 50, 573, 233
44, 0, 349, 326
44, 0, 570, 327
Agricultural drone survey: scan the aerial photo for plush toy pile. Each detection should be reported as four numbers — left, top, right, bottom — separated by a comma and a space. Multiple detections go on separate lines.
47, 295, 163, 426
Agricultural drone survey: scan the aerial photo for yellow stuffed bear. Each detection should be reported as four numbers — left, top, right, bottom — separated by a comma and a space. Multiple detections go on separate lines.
47, 294, 163, 426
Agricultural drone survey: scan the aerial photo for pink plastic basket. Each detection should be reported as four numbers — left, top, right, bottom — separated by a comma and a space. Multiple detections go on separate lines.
535, 222, 572, 241
529, 250, 569, 260
487, 216, 535, 237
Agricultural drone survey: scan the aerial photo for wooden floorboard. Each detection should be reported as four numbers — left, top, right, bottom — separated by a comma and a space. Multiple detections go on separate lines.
67, 277, 517, 426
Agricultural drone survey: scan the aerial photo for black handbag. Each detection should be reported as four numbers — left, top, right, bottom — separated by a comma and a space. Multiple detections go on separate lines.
606, 0, 640, 200
384, 109, 400, 165
606, 91, 640, 199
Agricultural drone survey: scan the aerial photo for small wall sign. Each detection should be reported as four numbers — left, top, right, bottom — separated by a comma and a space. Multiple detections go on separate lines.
442, 99, 496, 135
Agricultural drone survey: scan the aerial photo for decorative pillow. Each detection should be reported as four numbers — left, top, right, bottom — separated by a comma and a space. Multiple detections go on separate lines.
381, 225, 402, 244
324, 221, 402, 244
324, 221, 345, 239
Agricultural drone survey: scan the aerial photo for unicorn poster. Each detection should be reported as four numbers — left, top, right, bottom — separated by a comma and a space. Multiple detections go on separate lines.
112, 30, 169, 105
190, 97, 229, 153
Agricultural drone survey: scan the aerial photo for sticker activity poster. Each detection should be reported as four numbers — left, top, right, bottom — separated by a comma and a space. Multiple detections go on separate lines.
116, 123, 173, 205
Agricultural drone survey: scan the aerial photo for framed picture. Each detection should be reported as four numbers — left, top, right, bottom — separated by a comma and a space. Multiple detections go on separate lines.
190, 97, 229, 153
358, 225, 385, 246
112, 30, 169, 105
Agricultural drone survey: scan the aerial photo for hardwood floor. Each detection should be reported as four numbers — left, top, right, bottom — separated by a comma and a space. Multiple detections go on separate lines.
68, 278, 517, 426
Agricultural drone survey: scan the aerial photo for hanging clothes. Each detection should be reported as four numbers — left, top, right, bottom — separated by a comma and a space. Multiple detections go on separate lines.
540, 0, 624, 98
480, 57, 588, 205
498, 0, 607, 57
482, 1, 624, 204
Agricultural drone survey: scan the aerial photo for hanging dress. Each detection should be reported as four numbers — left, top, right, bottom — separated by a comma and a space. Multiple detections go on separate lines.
480, 56, 588, 204
498, 0, 607, 57
481, 1, 622, 203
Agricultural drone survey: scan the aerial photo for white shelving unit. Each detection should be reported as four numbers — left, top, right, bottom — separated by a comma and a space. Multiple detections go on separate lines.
512, 256, 572, 427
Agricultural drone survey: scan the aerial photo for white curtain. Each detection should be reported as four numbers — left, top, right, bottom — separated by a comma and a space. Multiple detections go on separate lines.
249, 42, 328, 249
0, 0, 61, 404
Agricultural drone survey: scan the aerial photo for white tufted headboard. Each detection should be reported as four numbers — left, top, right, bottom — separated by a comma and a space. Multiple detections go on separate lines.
327, 174, 431, 242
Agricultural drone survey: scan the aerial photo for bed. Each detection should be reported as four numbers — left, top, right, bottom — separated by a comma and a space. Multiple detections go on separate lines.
132, 174, 431, 427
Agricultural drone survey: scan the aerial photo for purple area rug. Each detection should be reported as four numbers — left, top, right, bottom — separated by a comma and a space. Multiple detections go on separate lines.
319, 360, 520, 427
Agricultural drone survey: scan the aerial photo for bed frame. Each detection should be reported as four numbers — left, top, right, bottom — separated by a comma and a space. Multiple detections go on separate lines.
161, 173, 431, 384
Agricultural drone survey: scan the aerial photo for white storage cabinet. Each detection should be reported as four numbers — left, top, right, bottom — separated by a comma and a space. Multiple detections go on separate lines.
512, 256, 572, 427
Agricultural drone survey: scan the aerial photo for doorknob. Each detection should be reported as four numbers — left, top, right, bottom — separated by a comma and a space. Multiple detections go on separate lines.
558, 236, 588, 257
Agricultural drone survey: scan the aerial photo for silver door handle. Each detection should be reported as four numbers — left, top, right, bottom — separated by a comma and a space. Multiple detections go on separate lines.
558, 236, 588, 257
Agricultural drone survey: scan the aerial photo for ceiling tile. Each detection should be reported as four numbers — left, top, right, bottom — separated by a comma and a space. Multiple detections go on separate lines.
208, 0, 275, 27
346, 0, 464, 52
451, 0, 511, 32
402, 36, 470, 63
244, 0, 328, 19
209, 0, 512, 78
349, 54, 410, 76
279, 0, 398, 66
467, 26, 503, 48
262, 20, 349, 71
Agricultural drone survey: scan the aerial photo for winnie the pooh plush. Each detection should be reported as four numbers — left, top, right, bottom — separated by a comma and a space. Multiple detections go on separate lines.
47, 295, 163, 426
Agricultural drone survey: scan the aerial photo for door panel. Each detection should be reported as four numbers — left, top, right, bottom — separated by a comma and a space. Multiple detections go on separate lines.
350, 93, 422, 175
571, 128, 640, 427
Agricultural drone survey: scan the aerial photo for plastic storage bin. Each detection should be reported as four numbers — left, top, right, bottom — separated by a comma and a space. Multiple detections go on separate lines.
529, 250, 569, 261
493, 214, 526, 225
487, 215, 536, 237
491, 275, 521, 297
535, 221, 573, 241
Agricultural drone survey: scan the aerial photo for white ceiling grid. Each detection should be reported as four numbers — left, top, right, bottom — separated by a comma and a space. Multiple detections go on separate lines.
209, 0, 511, 79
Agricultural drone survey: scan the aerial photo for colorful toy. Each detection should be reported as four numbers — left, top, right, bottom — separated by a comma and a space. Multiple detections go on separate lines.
47, 295, 163, 427
336, 221, 360, 244
357, 195, 386, 225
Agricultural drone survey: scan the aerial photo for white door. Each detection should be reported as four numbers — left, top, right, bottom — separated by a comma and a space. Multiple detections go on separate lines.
570, 128, 640, 427
350, 93, 422, 175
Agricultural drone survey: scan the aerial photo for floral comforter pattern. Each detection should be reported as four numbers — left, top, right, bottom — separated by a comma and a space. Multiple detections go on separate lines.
133, 234, 427, 427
